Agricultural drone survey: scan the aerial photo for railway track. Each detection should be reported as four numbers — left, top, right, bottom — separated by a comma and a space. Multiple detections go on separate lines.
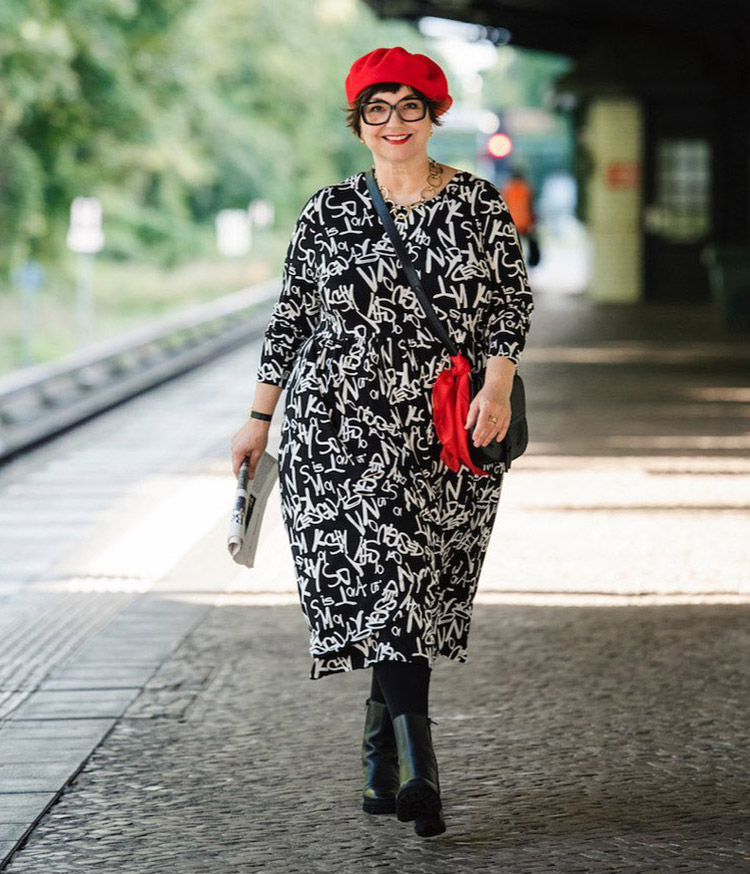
0, 281, 278, 462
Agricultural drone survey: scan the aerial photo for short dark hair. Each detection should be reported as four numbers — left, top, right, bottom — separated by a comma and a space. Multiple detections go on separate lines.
345, 82, 445, 138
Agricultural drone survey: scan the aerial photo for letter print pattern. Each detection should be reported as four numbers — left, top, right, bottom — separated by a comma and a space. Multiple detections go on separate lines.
256, 170, 533, 679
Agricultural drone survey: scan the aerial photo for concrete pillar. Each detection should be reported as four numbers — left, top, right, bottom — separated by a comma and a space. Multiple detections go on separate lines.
586, 98, 644, 302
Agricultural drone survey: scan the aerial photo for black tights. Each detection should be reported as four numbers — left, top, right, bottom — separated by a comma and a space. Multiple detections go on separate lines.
370, 661, 431, 719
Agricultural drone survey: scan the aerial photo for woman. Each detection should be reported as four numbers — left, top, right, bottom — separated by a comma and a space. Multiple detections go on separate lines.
230, 46, 533, 838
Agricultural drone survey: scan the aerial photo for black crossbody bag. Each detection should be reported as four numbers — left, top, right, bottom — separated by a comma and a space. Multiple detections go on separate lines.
365, 169, 528, 472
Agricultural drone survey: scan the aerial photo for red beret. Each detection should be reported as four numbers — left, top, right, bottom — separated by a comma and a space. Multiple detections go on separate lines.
345, 46, 453, 115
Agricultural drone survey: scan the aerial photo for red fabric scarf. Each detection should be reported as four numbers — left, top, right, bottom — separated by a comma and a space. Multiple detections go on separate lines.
432, 353, 490, 476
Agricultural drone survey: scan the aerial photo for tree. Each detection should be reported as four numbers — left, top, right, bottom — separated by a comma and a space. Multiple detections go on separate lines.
0, 0, 425, 279
0, 0, 208, 275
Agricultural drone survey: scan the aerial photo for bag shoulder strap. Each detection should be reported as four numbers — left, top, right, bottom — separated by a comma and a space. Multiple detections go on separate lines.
365, 169, 458, 358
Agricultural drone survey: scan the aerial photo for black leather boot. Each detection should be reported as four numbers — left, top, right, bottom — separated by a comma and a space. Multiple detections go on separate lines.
361, 698, 399, 814
414, 809, 447, 838
392, 712, 445, 835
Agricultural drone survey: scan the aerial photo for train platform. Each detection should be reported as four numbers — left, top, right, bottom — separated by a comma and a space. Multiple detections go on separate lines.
1, 291, 748, 872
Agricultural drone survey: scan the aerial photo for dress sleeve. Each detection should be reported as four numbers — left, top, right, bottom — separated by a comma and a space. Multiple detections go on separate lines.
255, 195, 322, 388
476, 180, 534, 364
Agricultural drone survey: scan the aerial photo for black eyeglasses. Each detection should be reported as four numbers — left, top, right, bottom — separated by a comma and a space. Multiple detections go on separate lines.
360, 96, 427, 126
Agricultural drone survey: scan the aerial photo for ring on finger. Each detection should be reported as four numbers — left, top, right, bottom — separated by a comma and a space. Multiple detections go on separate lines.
488, 415, 498, 424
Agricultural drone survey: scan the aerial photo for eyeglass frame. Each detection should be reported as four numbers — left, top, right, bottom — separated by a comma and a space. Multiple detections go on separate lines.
359, 95, 428, 126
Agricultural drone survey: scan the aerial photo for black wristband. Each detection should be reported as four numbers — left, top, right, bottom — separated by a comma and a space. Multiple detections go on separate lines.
249, 409, 273, 422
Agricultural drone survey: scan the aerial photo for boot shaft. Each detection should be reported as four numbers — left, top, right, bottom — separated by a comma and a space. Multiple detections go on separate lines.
362, 698, 399, 811
392, 712, 440, 794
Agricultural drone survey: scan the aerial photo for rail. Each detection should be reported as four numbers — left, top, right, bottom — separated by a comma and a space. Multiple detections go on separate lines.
0, 279, 279, 461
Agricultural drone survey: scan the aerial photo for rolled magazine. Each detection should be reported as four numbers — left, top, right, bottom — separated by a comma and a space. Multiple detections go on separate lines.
227, 452, 279, 568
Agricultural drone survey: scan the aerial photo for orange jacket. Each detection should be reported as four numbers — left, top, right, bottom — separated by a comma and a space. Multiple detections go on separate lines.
502, 178, 535, 234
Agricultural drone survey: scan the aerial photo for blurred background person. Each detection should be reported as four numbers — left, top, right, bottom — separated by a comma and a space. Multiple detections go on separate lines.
502, 168, 540, 267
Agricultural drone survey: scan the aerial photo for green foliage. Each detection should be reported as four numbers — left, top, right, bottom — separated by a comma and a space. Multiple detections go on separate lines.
483, 46, 572, 111
180, 0, 423, 220
0, 0, 571, 287
0, 0, 210, 274
0, 0, 422, 281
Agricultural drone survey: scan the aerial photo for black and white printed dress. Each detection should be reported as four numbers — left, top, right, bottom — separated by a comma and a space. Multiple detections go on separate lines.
256, 169, 533, 679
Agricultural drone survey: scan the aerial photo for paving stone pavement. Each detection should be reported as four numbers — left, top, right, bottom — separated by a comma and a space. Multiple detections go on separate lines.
2, 294, 749, 872
4, 597, 749, 873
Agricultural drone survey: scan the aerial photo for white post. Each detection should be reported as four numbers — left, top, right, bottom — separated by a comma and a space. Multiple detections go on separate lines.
216, 210, 252, 257
67, 196, 104, 347
75, 252, 95, 346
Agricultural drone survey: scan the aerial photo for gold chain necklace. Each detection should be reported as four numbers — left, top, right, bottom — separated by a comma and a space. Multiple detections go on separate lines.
376, 158, 444, 220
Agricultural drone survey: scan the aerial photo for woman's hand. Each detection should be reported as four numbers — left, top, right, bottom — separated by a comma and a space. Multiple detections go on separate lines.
231, 384, 281, 478
465, 386, 511, 448
230, 419, 270, 479
465, 355, 516, 448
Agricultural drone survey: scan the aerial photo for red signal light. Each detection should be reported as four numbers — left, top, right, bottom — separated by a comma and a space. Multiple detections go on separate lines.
487, 133, 513, 159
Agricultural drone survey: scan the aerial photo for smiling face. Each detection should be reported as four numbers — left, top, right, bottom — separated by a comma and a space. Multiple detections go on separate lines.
359, 84, 433, 166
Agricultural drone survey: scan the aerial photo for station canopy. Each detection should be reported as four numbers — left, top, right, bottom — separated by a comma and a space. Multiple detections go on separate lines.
362, 0, 748, 63
362, 0, 748, 99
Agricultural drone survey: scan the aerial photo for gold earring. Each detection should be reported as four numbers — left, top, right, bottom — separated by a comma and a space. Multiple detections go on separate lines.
429, 129, 434, 137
